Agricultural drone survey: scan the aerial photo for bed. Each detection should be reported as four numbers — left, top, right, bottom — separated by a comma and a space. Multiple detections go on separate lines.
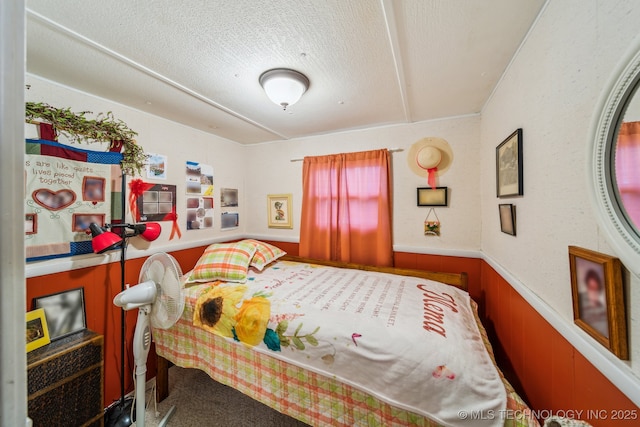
153, 240, 539, 427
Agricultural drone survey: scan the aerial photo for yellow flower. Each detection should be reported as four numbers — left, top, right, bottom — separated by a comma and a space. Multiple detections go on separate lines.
193, 285, 247, 338
234, 297, 271, 346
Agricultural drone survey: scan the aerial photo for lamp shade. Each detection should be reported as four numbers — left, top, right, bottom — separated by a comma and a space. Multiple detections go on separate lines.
89, 223, 123, 253
139, 222, 161, 242
259, 68, 309, 110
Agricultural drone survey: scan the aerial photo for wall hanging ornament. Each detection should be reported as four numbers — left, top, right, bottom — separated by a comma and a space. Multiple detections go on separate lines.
424, 208, 441, 236
408, 137, 453, 189
25, 102, 145, 176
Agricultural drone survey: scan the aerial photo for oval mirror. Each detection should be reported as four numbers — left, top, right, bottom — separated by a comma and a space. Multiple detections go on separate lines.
615, 84, 640, 235
591, 40, 640, 275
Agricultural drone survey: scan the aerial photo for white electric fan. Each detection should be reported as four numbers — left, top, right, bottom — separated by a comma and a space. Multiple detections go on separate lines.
113, 253, 185, 427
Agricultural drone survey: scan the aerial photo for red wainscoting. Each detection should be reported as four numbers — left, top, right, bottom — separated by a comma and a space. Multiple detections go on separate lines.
26, 241, 639, 425
25, 244, 209, 408
480, 262, 638, 427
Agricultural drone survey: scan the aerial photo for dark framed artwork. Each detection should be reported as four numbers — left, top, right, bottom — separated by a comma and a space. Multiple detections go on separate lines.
568, 246, 628, 359
136, 183, 177, 222
33, 287, 87, 341
496, 128, 523, 198
499, 204, 516, 236
417, 187, 448, 207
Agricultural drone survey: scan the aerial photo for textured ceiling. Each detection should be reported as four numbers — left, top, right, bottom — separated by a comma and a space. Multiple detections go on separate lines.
25, 0, 545, 144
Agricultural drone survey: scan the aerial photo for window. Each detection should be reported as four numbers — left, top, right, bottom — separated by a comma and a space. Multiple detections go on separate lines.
299, 149, 392, 266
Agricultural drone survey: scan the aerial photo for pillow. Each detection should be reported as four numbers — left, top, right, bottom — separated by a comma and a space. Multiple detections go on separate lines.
186, 241, 258, 283
242, 239, 286, 271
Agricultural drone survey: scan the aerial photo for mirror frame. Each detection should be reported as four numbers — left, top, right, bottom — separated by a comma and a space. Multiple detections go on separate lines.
590, 37, 640, 276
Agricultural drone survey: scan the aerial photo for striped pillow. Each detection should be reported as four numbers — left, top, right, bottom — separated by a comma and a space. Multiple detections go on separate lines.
242, 239, 286, 271
186, 241, 258, 283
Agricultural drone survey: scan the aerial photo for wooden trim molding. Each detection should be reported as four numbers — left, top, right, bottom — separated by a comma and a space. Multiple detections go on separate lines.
281, 255, 468, 291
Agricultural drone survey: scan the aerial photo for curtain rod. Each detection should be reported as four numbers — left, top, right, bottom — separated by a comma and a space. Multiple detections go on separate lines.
290, 148, 403, 162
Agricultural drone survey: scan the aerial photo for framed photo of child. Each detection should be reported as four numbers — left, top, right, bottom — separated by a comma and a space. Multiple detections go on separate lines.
568, 246, 628, 359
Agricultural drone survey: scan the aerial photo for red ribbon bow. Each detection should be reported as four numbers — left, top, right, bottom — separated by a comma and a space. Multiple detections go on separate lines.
128, 179, 151, 222
165, 211, 182, 240
427, 167, 438, 190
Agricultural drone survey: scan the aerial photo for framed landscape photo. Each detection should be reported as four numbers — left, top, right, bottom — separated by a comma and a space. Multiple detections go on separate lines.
33, 287, 87, 341
417, 187, 448, 207
496, 128, 523, 198
499, 204, 516, 236
267, 194, 293, 229
568, 246, 628, 359
26, 308, 50, 353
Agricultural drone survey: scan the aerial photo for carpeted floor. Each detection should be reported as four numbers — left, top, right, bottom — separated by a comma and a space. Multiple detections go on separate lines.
144, 366, 310, 427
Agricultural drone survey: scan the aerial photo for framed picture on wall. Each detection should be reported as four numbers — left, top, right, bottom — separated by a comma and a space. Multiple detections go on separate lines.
496, 128, 523, 198
498, 204, 516, 236
417, 187, 448, 207
33, 287, 87, 341
221, 212, 239, 230
568, 246, 628, 359
221, 188, 239, 207
267, 194, 293, 229
26, 308, 50, 353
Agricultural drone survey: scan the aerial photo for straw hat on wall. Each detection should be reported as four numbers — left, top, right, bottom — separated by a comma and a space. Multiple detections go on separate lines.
407, 137, 453, 188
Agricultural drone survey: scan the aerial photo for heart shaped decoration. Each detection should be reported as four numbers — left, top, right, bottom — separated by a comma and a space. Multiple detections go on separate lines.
32, 189, 77, 210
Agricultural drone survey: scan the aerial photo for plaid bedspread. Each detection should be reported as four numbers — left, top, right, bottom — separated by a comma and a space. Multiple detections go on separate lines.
154, 264, 539, 427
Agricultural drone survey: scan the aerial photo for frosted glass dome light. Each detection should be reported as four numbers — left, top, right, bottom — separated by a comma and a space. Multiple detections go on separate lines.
259, 68, 310, 110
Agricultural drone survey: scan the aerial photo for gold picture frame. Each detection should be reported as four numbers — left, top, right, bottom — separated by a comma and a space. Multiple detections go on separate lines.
26, 308, 50, 353
568, 246, 628, 359
267, 194, 293, 229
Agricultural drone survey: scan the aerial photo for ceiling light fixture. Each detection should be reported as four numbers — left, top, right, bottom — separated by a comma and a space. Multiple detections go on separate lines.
259, 68, 309, 110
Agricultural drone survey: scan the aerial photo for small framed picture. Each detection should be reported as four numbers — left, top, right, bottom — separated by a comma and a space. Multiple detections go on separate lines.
146, 153, 168, 180
499, 204, 516, 236
417, 187, 448, 207
221, 212, 239, 230
26, 308, 50, 353
221, 188, 239, 207
496, 128, 523, 198
569, 246, 628, 359
82, 176, 106, 202
267, 194, 293, 229
33, 287, 87, 341
72, 213, 105, 232
25, 213, 37, 235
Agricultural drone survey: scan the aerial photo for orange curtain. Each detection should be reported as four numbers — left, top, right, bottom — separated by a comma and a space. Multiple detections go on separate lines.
299, 149, 393, 267
616, 121, 640, 228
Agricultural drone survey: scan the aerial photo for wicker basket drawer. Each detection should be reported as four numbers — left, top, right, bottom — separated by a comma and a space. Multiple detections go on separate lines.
27, 330, 104, 427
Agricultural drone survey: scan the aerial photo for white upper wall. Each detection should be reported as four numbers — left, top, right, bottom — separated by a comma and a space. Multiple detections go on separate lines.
244, 115, 482, 253
24, 74, 247, 276
481, 0, 640, 378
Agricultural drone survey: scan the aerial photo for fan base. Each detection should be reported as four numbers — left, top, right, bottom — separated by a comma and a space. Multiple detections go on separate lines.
104, 396, 135, 427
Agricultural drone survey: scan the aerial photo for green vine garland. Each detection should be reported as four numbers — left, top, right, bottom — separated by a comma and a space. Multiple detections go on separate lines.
25, 102, 146, 175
